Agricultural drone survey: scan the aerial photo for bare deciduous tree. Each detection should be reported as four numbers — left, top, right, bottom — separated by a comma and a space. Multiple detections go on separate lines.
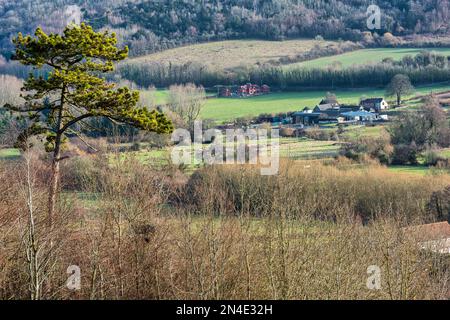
18, 150, 62, 300
167, 83, 206, 133
386, 74, 414, 107
0, 74, 27, 146
0, 74, 23, 107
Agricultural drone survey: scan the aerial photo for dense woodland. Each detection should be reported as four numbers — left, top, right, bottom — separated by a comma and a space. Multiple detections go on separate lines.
1, 0, 450, 57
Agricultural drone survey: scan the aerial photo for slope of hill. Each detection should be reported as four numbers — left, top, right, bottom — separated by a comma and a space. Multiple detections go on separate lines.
126, 44, 450, 74
126, 39, 340, 72
288, 48, 450, 69
116, 40, 450, 88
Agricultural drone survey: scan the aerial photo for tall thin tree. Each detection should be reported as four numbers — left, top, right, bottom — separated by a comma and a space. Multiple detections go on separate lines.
4, 24, 173, 225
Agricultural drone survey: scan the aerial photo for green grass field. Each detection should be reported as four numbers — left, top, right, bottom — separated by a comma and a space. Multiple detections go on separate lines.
110, 137, 341, 167
438, 149, 450, 158
3, 140, 446, 177
388, 165, 450, 176
0, 148, 21, 160
139, 89, 169, 106
127, 40, 450, 72
126, 39, 337, 72
340, 125, 386, 140
387, 165, 430, 176
138, 83, 450, 123
288, 48, 450, 69
114, 142, 450, 177
278, 139, 340, 160
199, 83, 450, 122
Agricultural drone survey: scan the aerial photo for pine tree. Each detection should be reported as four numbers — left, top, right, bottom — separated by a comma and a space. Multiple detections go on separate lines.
4, 23, 173, 225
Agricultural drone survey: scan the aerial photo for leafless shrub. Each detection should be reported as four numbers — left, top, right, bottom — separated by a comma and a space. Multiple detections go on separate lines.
0, 154, 448, 299
0, 149, 73, 299
0, 74, 23, 106
179, 161, 450, 224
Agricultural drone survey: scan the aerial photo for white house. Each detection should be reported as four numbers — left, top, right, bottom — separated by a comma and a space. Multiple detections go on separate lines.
360, 98, 389, 112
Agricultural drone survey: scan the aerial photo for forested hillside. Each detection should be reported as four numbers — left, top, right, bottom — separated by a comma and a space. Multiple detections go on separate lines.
0, 0, 449, 57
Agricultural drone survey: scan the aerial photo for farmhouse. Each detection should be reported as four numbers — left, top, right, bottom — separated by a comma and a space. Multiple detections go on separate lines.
340, 110, 378, 122
318, 96, 340, 108
261, 84, 270, 94
313, 104, 338, 112
218, 83, 270, 97
360, 98, 389, 112
292, 110, 322, 125
293, 99, 382, 125
219, 87, 232, 97
313, 97, 341, 112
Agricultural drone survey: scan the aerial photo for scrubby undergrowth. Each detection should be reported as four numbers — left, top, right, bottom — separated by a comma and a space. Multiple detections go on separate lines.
0, 153, 449, 299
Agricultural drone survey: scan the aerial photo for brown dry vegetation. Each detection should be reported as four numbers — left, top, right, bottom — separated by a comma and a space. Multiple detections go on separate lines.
181, 161, 450, 224
0, 151, 449, 300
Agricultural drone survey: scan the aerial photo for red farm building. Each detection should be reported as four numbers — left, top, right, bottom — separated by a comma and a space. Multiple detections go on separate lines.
218, 84, 270, 97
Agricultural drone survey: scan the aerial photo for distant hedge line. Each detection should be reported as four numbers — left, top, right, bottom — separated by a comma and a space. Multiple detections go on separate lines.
119, 62, 450, 89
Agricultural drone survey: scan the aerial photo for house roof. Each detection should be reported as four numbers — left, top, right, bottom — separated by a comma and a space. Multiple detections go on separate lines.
340, 107, 362, 113
340, 105, 361, 111
315, 103, 338, 111
361, 98, 385, 104
320, 109, 342, 117
319, 97, 338, 105
292, 111, 322, 117
341, 110, 377, 118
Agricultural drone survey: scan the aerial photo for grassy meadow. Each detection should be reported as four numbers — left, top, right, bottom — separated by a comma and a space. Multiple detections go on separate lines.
126, 39, 338, 71
131, 42, 450, 123
438, 148, 450, 158
0, 148, 20, 160
107, 137, 341, 168
140, 89, 170, 105
127, 41, 450, 73
197, 83, 450, 122
286, 47, 450, 69
387, 165, 432, 176
137, 84, 450, 123
140, 83, 450, 123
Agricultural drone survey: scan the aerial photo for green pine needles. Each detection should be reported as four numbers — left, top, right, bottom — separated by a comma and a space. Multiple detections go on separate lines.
4, 23, 173, 223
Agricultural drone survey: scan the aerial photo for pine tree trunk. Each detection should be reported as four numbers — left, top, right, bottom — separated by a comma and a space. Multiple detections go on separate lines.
397, 93, 401, 107
48, 85, 66, 227
48, 137, 61, 227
